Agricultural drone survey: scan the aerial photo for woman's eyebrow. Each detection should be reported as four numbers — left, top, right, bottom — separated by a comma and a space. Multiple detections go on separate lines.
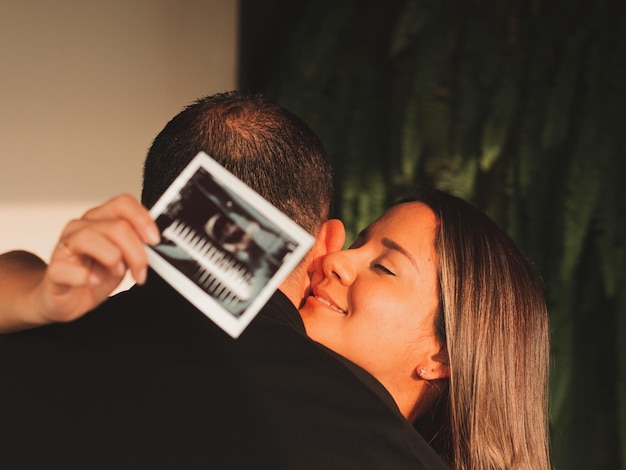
381, 237, 418, 269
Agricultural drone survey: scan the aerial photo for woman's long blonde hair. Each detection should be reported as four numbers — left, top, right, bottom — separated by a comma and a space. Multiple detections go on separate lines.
413, 189, 551, 470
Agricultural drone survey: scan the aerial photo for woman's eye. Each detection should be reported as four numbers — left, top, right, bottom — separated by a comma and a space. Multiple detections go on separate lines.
373, 263, 396, 276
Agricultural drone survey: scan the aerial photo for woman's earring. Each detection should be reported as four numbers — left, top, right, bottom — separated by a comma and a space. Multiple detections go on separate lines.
418, 368, 427, 377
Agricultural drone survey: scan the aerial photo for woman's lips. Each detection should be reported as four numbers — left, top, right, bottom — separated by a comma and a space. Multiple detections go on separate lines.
312, 293, 347, 315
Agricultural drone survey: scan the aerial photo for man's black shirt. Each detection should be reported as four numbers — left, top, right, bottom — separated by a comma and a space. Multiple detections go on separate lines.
0, 272, 447, 469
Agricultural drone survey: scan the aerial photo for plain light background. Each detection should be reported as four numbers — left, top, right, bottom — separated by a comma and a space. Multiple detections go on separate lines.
0, 0, 237, 289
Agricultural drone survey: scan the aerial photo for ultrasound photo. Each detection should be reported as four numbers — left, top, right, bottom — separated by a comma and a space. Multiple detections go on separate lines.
146, 152, 313, 338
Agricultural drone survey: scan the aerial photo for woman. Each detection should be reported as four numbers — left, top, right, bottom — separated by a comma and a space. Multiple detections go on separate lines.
300, 188, 551, 470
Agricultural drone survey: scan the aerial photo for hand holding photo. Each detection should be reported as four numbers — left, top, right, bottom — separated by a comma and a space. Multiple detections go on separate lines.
146, 152, 314, 338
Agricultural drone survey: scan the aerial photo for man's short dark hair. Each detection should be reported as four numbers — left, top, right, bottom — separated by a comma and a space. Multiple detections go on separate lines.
141, 91, 333, 234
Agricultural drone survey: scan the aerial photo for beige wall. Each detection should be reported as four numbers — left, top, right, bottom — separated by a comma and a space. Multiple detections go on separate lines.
0, 0, 237, 272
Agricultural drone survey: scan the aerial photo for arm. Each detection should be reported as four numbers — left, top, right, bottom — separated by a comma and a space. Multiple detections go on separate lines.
0, 194, 160, 333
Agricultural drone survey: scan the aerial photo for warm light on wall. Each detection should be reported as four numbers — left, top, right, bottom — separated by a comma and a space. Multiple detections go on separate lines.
0, 0, 237, 293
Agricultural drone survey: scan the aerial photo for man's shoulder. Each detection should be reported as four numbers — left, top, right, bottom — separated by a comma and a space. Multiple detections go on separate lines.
0, 283, 448, 469
235, 312, 447, 469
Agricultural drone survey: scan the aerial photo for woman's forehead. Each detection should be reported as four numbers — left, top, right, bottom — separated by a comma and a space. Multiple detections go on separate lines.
364, 202, 439, 256
372, 202, 437, 231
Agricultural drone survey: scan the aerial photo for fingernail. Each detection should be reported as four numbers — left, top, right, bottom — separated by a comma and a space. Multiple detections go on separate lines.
145, 226, 161, 245
136, 267, 147, 285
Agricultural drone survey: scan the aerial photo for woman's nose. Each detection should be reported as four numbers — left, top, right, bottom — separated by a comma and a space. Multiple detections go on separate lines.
322, 250, 356, 286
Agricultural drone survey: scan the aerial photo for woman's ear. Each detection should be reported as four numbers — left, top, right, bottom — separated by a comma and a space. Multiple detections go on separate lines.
416, 346, 450, 381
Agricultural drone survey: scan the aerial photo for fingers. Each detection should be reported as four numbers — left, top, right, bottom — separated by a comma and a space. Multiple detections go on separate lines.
81, 194, 160, 246
56, 219, 148, 285
50, 194, 159, 287
47, 249, 108, 288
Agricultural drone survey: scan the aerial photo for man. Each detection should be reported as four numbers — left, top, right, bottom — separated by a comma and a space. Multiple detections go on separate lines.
0, 92, 447, 469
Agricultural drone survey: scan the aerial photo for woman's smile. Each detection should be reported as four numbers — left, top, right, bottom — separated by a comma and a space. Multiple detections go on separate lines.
309, 291, 347, 315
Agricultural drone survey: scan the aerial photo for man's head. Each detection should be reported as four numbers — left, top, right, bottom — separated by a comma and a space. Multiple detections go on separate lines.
141, 91, 344, 305
142, 91, 333, 235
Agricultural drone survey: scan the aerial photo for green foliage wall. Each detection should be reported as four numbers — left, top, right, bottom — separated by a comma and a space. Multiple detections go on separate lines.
255, 0, 626, 467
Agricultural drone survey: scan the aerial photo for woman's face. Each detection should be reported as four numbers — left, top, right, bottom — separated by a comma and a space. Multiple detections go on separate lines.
300, 202, 442, 393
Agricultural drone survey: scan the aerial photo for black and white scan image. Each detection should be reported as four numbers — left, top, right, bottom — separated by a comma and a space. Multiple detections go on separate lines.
146, 152, 313, 338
